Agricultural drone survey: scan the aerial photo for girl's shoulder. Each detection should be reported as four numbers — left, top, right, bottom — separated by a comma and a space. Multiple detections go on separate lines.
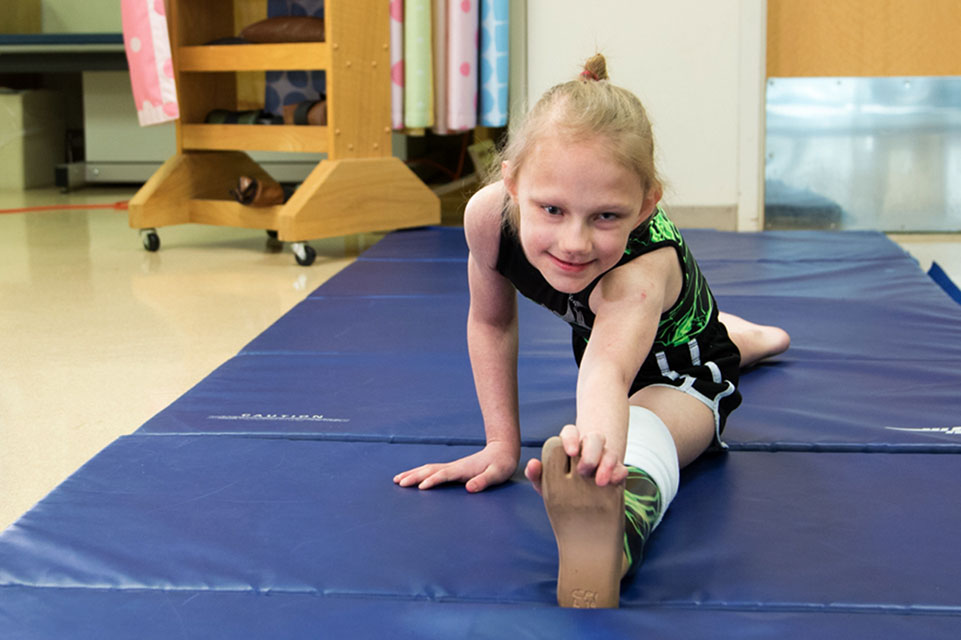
464, 181, 509, 269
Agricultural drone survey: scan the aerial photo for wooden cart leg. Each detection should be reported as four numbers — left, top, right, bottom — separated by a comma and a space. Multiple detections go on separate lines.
128, 151, 278, 231
277, 157, 441, 241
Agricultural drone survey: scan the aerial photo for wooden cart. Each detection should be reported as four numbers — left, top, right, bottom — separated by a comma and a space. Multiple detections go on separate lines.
128, 0, 440, 265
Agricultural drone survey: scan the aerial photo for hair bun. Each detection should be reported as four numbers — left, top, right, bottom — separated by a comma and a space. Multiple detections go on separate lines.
580, 53, 609, 81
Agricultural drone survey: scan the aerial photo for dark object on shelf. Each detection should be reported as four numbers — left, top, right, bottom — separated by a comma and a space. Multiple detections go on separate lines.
230, 175, 291, 207
240, 17, 326, 43
205, 109, 283, 125
282, 98, 327, 126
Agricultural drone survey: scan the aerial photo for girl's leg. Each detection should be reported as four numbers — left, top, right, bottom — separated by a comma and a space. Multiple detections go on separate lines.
629, 385, 716, 468
718, 311, 791, 368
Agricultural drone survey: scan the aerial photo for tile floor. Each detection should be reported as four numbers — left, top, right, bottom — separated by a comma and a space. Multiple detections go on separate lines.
0, 186, 382, 531
1, 187, 958, 531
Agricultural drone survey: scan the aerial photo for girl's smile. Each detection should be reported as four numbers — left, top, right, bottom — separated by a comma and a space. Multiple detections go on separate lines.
549, 253, 594, 272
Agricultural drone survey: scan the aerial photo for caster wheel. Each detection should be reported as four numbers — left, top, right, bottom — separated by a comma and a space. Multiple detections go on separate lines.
141, 229, 160, 252
266, 229, 279, 240
292, 242, 316, 266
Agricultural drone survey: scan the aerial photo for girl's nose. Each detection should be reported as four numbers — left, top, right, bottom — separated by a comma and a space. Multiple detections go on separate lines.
558, 221, 591, 255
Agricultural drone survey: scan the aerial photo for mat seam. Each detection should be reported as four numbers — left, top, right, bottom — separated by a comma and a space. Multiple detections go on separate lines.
122, 432, 961, 454
2, 583, 959, 617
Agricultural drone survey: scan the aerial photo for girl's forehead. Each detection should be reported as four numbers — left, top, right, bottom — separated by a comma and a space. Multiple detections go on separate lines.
523, 135, 637, 184
526, 133, 615, 169
519, 149, 646, 211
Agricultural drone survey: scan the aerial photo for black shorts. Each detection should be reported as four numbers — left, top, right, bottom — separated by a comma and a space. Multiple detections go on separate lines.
572, 318, 742, 450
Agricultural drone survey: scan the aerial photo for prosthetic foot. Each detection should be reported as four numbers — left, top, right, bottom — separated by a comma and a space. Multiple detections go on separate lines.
541, 436, 625, 609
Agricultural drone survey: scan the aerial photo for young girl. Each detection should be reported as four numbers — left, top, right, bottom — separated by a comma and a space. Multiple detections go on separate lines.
393, 54, 790, 608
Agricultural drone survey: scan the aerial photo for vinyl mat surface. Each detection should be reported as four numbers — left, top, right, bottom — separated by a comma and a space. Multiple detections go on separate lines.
2, 226, 960, 638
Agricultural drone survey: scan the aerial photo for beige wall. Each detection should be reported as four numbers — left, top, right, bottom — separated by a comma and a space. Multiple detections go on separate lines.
525, 0, 766, 230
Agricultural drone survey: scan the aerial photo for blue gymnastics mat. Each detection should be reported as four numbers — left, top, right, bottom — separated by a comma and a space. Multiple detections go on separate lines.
929, 261, 961, 305
138, 352, 578, 443
136, 351, 961, 451
6, 587, 960, 640
2, 437, 961, 636
358, 226, 911, 262
138, 227, 961, 451
3, 226, 961, 638
239, 291, 959, 362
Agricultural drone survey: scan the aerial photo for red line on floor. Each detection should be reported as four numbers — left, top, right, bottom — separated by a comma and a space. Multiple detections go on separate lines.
0, 201, 129, 215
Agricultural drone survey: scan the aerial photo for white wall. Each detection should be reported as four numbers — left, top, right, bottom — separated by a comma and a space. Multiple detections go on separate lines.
525, 0, 766, 229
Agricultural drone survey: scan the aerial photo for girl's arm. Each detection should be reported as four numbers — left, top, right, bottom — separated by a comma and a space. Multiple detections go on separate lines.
466, 238, 521, 464
564, 246, 681, 486
393, 183, 522, 492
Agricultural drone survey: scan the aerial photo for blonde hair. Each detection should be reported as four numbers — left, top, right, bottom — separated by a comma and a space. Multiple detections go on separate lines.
496, 54, 662, 230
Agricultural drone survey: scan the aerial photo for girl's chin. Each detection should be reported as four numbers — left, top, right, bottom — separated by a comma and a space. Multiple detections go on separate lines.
542, 269, 595, 294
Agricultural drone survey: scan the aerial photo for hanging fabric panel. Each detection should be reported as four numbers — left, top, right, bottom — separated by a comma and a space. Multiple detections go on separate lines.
121, 0, 179, 126
391, 0, 405, 130
431, 0, 450, 134
404, 0, 434, 128
479, 0, 509, 127
446, 0, 478, 131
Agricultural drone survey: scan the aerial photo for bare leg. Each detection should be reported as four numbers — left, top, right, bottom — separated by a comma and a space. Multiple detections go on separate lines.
718, 311, 791, 368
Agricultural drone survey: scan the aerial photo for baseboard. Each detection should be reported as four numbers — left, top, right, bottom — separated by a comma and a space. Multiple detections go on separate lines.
55, 162, 86, 192
663, 205, 738, 231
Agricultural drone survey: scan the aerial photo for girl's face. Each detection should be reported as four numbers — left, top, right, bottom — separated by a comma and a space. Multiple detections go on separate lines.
504, 132, 660, 294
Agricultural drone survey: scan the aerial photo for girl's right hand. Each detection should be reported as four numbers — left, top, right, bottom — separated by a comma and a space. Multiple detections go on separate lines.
393, 441, 520, 493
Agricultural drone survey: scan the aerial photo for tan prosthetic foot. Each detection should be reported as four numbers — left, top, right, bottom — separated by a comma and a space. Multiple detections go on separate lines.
541, 436, 625, 609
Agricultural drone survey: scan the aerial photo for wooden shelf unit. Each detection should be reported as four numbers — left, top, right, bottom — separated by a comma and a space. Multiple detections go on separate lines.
129, 0, 440, 249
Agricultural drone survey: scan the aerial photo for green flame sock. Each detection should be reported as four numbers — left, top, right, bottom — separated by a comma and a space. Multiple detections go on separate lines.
622, 466, 662, 576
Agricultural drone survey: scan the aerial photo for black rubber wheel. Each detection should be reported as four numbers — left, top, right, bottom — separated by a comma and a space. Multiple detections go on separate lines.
142, 231, 160, 252
294, 244, 316, 266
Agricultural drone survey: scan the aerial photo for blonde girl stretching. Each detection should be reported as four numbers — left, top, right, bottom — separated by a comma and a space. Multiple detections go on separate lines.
394, 54, 790, 608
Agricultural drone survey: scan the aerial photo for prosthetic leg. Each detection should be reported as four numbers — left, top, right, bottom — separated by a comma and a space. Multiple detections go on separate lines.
540, 407, 680, 608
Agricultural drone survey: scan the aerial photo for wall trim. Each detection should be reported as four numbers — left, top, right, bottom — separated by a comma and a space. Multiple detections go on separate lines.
665, 205, 738, 231
737, 0, 767, 231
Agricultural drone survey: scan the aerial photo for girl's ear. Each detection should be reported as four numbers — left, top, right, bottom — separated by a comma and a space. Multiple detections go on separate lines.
634, 185, 663, 228
501, 161, 518, 200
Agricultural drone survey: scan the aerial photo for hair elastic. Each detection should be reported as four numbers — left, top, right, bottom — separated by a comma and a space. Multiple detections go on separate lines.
580, 69, 599, 81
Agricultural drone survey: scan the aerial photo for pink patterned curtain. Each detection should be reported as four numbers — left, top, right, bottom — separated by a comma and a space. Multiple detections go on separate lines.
121, 0, 179, 126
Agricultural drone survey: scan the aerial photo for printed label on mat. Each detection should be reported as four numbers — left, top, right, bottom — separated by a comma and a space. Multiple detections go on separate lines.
884, 425, 961, 436
208, 413, 350, 423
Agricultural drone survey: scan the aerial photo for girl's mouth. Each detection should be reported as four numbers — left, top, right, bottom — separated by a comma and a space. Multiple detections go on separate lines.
549, 253, 593, 272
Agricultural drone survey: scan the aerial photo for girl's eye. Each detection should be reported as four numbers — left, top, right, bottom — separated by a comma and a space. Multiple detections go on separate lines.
598, 212, 620, 222
543, 205, 561, 215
